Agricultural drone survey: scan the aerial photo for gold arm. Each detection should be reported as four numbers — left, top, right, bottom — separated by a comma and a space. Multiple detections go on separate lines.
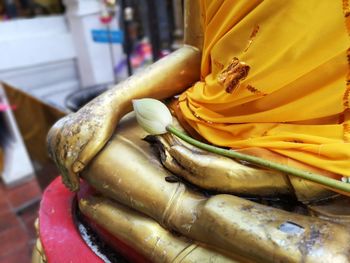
47, 45, 201, 191
184, 0, 204, 50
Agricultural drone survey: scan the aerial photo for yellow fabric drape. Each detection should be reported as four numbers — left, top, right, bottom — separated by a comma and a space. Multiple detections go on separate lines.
179, 0, 350, 178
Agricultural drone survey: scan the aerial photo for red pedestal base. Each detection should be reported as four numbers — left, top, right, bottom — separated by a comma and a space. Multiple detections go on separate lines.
39, 177, 104, 263
39, 177, 147, 262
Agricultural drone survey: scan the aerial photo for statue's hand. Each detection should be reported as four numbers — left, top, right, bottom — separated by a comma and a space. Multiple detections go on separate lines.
47, 46, 201, 191
47, 90, 125, 191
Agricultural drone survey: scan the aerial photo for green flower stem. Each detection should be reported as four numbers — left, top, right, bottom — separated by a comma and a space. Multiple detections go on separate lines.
166, 125, 350, 194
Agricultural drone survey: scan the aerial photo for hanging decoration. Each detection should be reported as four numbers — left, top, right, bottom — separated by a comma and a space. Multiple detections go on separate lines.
99, 0, 117, 25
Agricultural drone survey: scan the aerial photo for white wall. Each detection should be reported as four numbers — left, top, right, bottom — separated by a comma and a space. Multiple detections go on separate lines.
65, 0, 127, 87
0, 2, 127, 185
0, 3, 127, 109
0, 16, 75, 71
0, 15, 80, 109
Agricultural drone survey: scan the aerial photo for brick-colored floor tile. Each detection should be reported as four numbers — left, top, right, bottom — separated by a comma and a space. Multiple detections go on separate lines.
0, 197, 10, 214
0, 244, 31, 263
0, 177, 41, 263
0, 211, 21, 232
0, 225, 28, 257
18, 203, 39, 239
6, 178, 41, 209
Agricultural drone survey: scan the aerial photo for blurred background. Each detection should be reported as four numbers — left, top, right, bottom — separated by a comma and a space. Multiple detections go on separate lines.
0, 0, 184, 261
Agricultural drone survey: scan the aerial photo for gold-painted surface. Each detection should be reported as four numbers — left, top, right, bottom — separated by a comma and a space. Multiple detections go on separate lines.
289, 176, 338, 203
147, 133, 336, 202
83, 114, 188, 225
32, 218, 47, 263
187, 195, 350, 263
184, 0, 203, 50
31, 238, 47, 263
308, 196, 350, 224
47, 46, 201, 191
47, 1, 350, 259
31, 246, 42, 263
83, 115, 350, 263
148, 134, 293, 197
79, 195, 240, 263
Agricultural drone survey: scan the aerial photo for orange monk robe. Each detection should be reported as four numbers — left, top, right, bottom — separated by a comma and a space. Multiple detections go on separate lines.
179, 0, 350, 180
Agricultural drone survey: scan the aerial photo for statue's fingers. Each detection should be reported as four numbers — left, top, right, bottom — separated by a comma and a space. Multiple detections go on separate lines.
169, 144, 292, 196
47, 116, 81, 191
72, 133, 110, 173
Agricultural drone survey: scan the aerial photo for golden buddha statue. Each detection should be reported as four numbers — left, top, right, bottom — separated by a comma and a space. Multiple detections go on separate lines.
47, 0, 350, 262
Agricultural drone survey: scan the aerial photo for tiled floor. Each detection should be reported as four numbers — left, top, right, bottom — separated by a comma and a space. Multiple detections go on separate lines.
0, 177, 41, 263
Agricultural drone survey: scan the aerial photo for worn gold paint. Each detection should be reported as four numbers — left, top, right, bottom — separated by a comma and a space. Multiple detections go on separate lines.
148, 133, 336, 202
47, 45, 201, 191
184, 0, 203, 51
82, 115, 350, 262
79, 195, 241, 263
148, 133, 292, 196
31, 219, 47, 263
46, 1, 350, 261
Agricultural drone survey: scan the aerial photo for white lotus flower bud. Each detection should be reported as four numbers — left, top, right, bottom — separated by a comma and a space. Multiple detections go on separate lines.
132, 98, 173, 135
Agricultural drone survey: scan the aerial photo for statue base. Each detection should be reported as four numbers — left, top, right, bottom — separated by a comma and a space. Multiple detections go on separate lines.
34, 177, 144, 263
